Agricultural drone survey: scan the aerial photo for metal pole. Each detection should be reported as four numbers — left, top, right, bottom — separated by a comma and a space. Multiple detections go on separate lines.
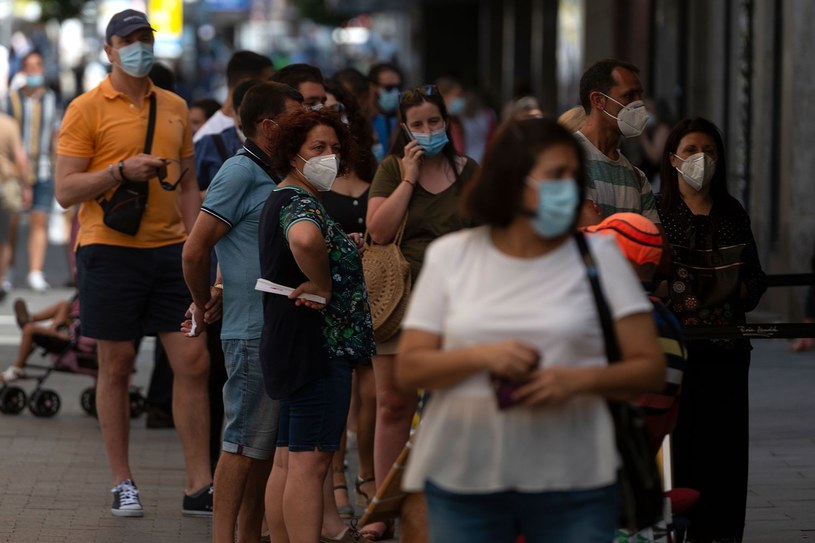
502, 0, 516, 105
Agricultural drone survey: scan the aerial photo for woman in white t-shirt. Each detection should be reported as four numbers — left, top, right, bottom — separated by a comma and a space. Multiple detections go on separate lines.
395, 118, 665, 543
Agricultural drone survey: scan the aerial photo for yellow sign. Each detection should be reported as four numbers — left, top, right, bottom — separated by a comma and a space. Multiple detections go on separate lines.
149, 0, 183, 58
149, 0, 182, 35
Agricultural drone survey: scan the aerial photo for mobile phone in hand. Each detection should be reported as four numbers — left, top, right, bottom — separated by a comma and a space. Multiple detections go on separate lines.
490, 374, 525, 410
401, 123, 415, 142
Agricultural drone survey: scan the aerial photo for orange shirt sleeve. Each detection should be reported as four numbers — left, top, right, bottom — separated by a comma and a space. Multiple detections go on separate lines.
57, 101, 95, 158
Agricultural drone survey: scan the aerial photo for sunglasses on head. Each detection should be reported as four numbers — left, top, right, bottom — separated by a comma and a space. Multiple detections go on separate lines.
398, 84, 439, 103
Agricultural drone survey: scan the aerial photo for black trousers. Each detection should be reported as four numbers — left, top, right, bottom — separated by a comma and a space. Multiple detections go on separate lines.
672, 341, 750, 542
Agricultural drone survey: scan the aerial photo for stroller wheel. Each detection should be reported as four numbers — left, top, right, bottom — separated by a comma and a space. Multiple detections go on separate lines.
0, 386, 27, 415
80, 387, 97, 417
29, 389, 61, 417
129, 389, 146, 419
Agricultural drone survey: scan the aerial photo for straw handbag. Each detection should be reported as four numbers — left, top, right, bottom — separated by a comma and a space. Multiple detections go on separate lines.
362, 214, 411, 343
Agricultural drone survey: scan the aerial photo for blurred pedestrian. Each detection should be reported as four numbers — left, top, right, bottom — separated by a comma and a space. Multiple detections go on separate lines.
194, 51, 273, 143
189, 98, 221, 136
5, 50, 60, 292
368, 63, 403, 163
272, 63, 327, 111
0, 111, 28, 299
396, 117, 664, 543
558, 105, 585, 133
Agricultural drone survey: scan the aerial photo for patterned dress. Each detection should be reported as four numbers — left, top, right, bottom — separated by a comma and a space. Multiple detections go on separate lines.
658, 196, 766, 543
258, 185, 375, 400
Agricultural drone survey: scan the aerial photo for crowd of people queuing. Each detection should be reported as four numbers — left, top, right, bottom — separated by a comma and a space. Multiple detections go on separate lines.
0, 7, 793, 543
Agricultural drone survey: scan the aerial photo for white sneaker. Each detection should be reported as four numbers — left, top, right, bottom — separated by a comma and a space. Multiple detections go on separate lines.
3, 269, 13, 292
27, 271, 50, 292
111, 479, 143, 517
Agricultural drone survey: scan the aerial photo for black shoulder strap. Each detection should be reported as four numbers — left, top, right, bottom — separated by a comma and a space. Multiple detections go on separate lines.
212, 133, 228, 162
143, 94, 157, 154
575, 232, 622, 363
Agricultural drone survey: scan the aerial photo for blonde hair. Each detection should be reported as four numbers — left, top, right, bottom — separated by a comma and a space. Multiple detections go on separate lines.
558, 106, 586, 133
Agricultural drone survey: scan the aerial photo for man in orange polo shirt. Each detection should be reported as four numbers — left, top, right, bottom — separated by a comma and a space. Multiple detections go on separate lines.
55, 10, 213, 518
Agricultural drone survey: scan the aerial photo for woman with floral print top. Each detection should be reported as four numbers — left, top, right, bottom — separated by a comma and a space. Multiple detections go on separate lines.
258, 109, 374, 543
657, 117, 766, 543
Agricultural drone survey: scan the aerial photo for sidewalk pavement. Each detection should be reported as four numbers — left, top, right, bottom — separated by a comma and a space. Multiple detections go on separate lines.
0, 288, 813, 542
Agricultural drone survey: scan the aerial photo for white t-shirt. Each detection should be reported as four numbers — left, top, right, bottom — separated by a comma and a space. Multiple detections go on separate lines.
401, 227, 651, 493
192, 110, 235, 143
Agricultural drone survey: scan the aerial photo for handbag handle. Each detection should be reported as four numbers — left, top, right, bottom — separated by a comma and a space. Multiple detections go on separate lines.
574, 232, 621, 364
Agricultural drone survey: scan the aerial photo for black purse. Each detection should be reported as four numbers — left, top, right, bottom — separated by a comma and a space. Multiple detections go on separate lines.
97, 94, 156, 236
575, 232, 664, 532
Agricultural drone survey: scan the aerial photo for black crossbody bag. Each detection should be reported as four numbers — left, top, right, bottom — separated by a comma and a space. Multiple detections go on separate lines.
575, 232, 664, 532
97, 94, 156, 236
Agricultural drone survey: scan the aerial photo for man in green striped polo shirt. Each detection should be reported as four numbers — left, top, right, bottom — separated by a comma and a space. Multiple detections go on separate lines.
574, 59, 660, 228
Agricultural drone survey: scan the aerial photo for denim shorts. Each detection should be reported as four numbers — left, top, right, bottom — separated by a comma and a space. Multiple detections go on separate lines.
76, 243, 191, 340
277, 357, 353, 452
424, 480, 619, 543
221, 338, 280, 460
31, 178, 54, 213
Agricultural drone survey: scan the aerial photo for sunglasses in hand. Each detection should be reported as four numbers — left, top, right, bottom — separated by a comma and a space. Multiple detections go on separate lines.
156, 159, 189, 191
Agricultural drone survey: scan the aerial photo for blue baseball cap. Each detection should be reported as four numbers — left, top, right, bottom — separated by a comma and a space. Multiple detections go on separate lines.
105, 9, 155, 43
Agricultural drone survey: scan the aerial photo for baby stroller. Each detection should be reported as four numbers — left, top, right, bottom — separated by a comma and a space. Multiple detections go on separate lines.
0, 297, 146, 418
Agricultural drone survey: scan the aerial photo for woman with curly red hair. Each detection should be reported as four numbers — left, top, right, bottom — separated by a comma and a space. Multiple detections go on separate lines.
258, 109, 375, 543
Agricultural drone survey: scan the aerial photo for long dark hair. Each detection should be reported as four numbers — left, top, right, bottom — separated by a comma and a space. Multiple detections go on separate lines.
388, 84, 460, 175
659, 117, 738, 213
324, 78, 376, 182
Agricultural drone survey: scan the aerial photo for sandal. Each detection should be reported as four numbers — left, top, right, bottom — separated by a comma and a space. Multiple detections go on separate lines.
359, 520, 394, 542
320, 525, 369, 542
355, 476, 376, 508
334, 484, 355, 519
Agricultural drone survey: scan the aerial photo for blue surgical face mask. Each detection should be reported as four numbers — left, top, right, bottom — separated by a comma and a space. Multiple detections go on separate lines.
25, 74, 44, 88
377, 88, 399, 113
447, 96, 465, 116
371, 142, 385, 163
413, 127, 449, 158
526, 178, 579, 239
116, 41, 155, 78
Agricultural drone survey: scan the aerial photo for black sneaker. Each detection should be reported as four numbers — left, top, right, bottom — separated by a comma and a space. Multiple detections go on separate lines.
182, 484, 213, 517
111, 479, 143, 517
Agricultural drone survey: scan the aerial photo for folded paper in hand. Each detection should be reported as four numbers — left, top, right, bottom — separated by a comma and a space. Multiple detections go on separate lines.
186, 313, 198, 338
255, 278, 327, 304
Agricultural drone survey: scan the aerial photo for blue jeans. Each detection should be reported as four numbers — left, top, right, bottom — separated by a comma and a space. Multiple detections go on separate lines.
221, 338, 280, 460
424, 480, 619, 543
